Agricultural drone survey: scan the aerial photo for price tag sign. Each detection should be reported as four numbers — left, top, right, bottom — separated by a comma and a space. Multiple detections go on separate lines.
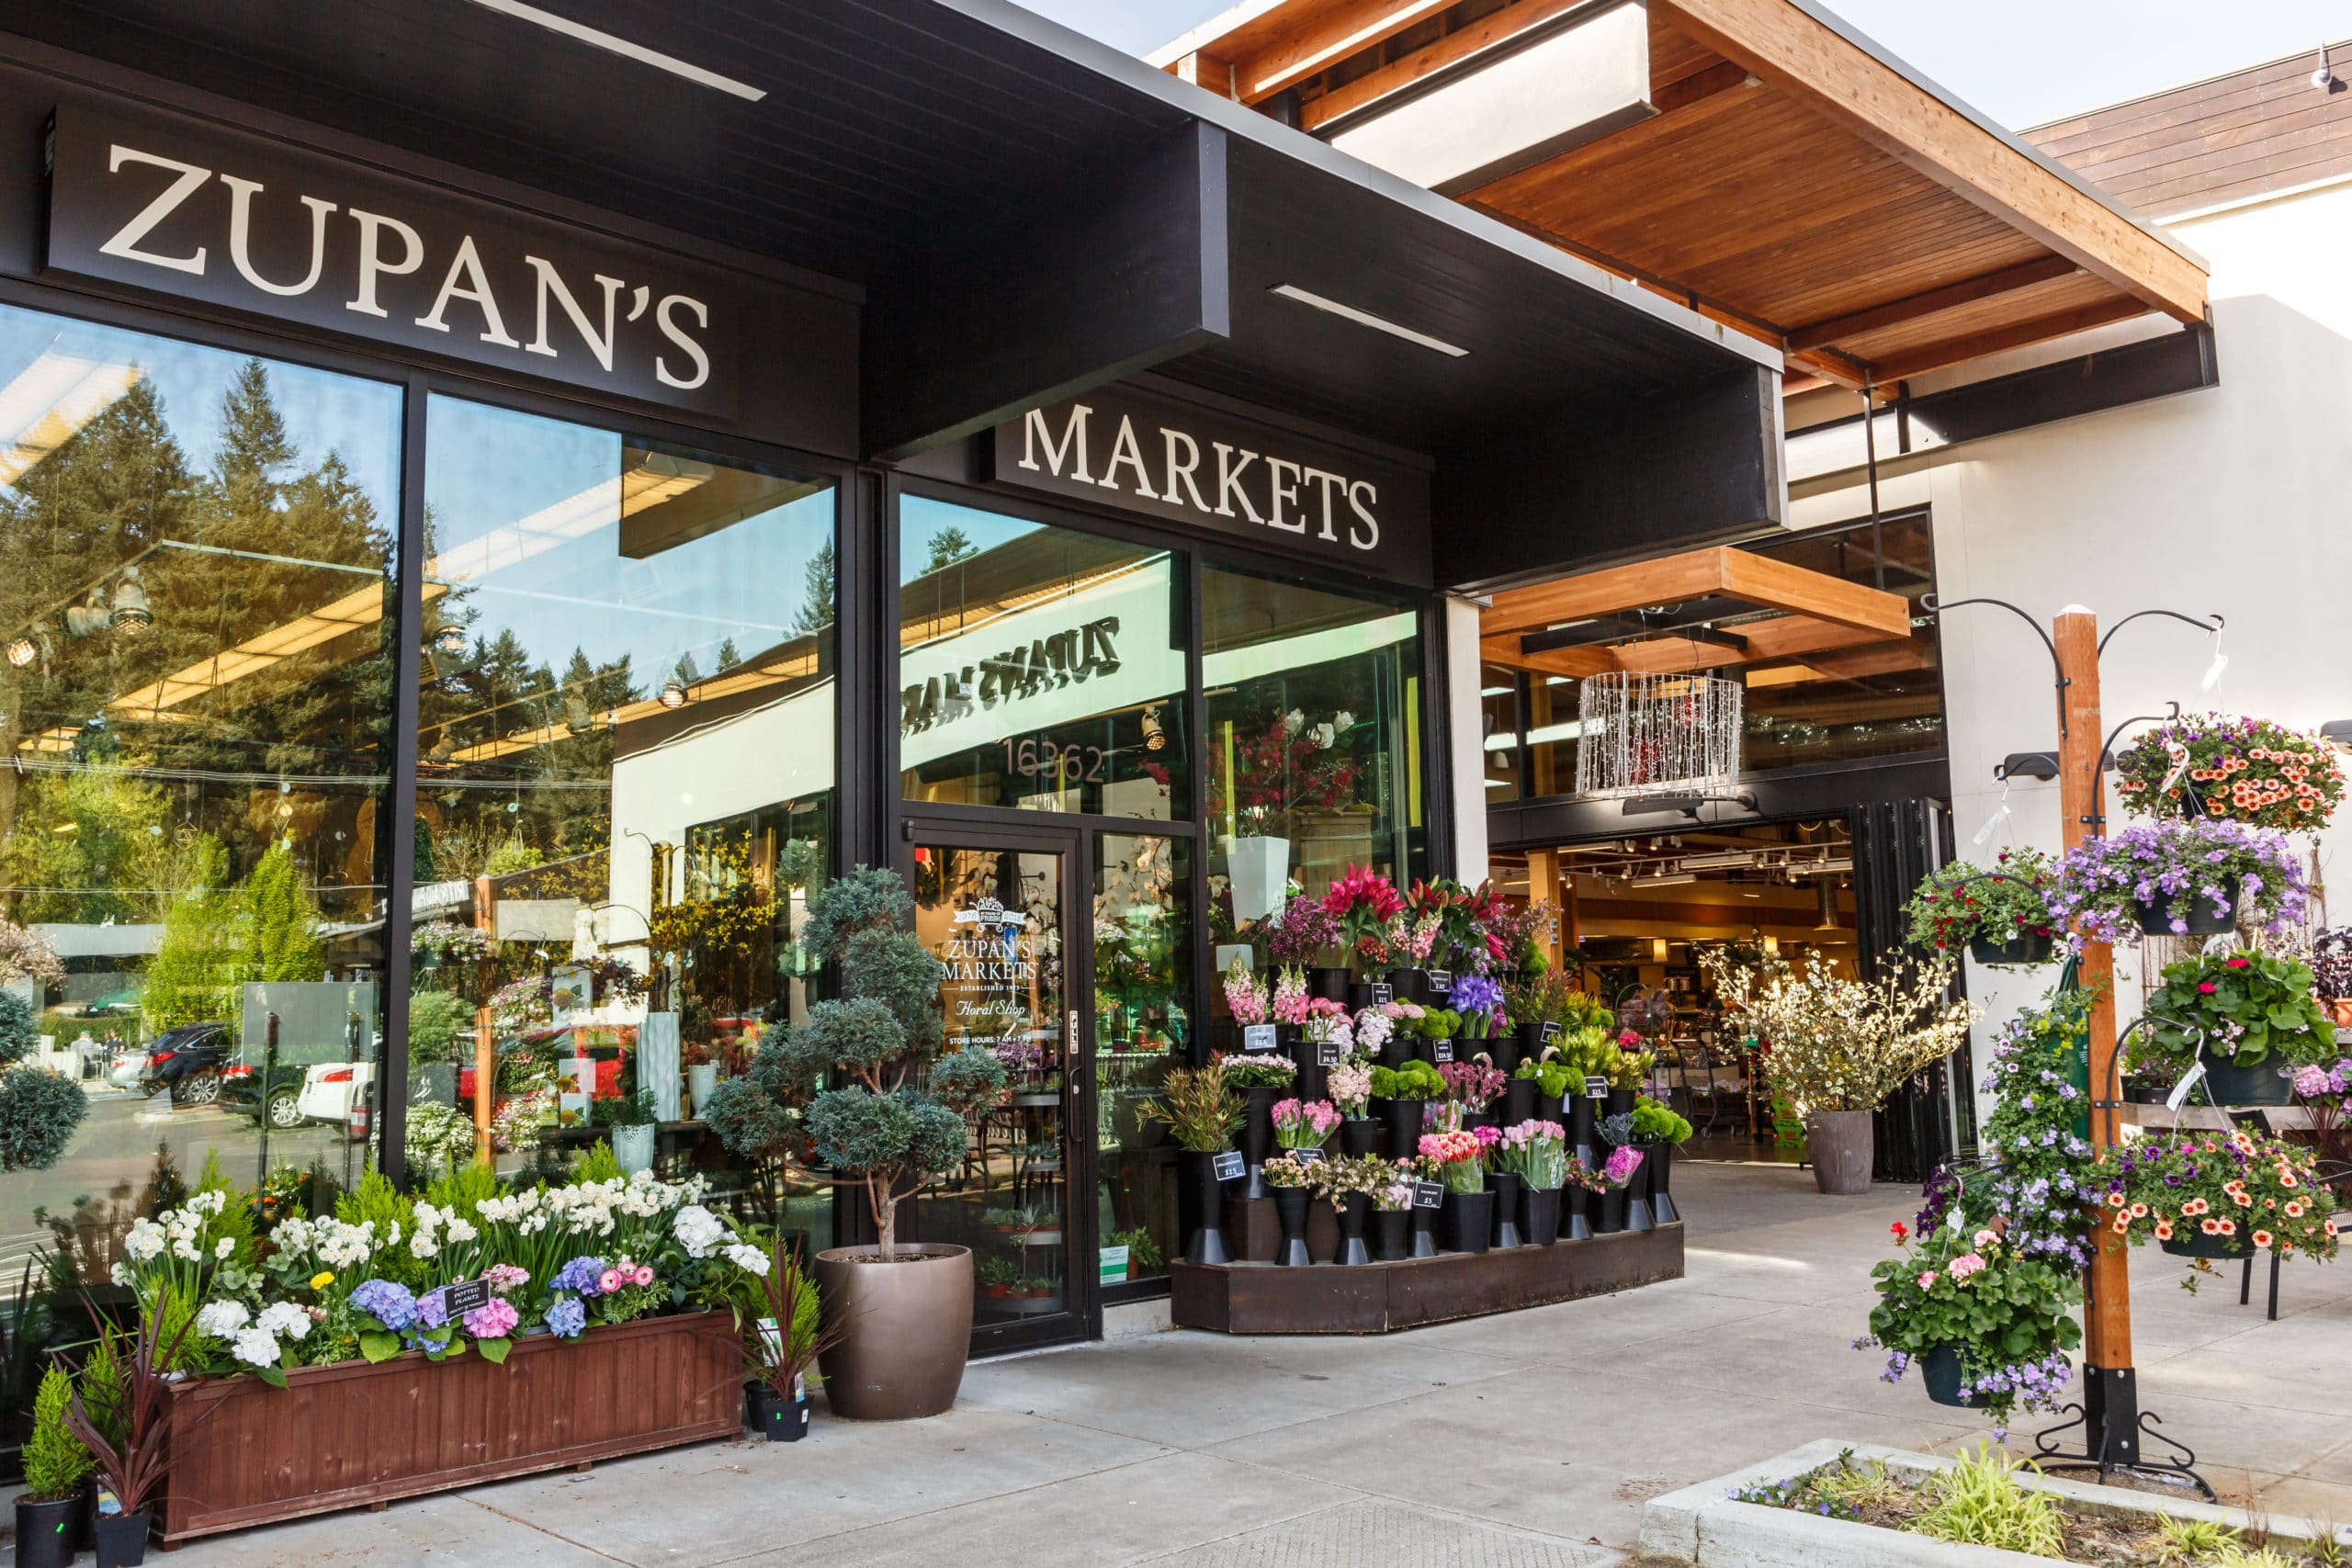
1211, 1150, 1245, 1181
1412, 1180, 1444, 1210
1370, 983, 1395, 1006
2165, 1061, 2207, 1113
1292, 1145, 1326, 1167
1242, 1024, 1278, 1053
443, 1277, 494, 1315
1432, 1040, 1454, 1064
1540, 1021, 1560, 1043
1584, 1075, 1609, 1098
1427, 969, 1453, 998
1317, 1038, 1343, 1066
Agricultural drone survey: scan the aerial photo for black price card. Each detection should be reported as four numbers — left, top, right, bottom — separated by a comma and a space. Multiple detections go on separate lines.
1292, 1145, 1326, 1167
1242, 1023, 1277, 1052
1433, 1040, 1454, 1064
1584, 1075, 1610, 1098
1427, 969, 1453, 996
1370, 983, 1394, 1006
1540, 1021, 1560, 1043
1212, 1150, 1245, 1181
443, 1278, 493, 1315
1412, 1180, 1444, 1210
1317, 1038, 1343, 1066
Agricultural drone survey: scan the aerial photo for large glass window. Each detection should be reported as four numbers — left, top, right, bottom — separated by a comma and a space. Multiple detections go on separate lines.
414, 395, 835, 1237
1480, 662, 1522, 804
1201, 568, 1423, 946
898, 498, 1187, 821
1091, 832, 1189, 1293
0, 303, 401, 1424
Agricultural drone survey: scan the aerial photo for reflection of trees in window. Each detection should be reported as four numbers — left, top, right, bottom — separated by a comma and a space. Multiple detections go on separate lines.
792, 537, 835, 636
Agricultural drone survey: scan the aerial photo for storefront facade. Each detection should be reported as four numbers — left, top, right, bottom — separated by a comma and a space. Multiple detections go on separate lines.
0, 0, 1782, 1368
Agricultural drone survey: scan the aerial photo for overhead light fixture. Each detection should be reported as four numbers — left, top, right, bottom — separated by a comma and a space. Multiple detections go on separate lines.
1651, 938, 1670, 962
6, 637, 35, 668
660, 678, 689, 710
109, 569, 152, 634
434, 625, 469, 655
1269, 285, 1469, 357
1762, 935, 1780, 955
2315, 45, 2335, 91
1637, 872, 1697, 887
1140, 705, 1167, 751
1678, 851, 1759, 871
459, 0, 766, 99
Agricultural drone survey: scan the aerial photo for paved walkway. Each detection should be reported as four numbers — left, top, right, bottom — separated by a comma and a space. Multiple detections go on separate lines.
162, 1163, 2352, 1566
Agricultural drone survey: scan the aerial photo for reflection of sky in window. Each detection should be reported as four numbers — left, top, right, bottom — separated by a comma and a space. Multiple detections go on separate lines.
0, 303, 401, 515
424, 397, 831, 689
899, 495, 1040, 582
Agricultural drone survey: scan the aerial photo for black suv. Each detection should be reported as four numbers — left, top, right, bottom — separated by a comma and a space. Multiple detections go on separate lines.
138, 1022, 234, 1105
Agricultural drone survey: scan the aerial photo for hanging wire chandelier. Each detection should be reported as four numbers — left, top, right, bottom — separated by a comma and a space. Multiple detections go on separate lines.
1574, 671, 1745, 800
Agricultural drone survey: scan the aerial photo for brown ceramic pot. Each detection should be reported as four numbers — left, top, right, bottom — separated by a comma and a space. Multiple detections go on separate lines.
814, 1243, 973, 1419
1806, 1110, 1875, 1196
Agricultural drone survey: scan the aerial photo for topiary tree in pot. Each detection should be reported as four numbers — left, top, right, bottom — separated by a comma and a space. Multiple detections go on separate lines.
757, 866, 1006, 1418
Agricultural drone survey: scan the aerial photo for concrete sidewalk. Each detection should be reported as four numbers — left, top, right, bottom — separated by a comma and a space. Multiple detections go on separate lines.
160, 1162, 2352, 1566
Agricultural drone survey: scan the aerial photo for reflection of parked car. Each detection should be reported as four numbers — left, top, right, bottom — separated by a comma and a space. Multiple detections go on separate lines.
107, 1044, 152, 1089
139, 1023, 233, 1104
295, 1061, 375, 1133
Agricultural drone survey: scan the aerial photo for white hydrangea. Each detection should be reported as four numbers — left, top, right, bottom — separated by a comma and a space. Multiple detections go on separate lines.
256, 1303, 311, 1342
672, 1205, 725, 1259
196, 1300, 251, 1339
230, 1326, 281, 1367
722, 1243, 771, 1277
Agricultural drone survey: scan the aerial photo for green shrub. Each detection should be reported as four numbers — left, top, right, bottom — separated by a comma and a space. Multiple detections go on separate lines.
0, 991, 38, 1066
1910, 1447, 2065, 1558
20, 1365, 92, 1500
1630, 1096, 1692, 1145
1369, 1060, 1445, 1100
404, 989, 473, 1067
336, 1171, 423, 1287
573, 1140, 622, 1183
0, 1067, 86, 1171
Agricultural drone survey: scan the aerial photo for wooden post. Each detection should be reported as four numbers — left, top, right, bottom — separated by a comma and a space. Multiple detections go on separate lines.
1528, 847, 1565, 971
2054, 610, 2132, 1380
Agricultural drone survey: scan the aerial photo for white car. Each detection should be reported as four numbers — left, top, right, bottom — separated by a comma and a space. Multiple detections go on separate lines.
295, 1061, 375, 1132
107, 1048, 152, 1090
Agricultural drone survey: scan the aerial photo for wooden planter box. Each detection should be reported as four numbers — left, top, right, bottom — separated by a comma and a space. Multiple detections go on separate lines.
162, 1310, 743, 1543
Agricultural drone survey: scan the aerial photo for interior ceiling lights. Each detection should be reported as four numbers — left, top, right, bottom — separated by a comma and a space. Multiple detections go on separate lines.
1575, 671, 1744, 801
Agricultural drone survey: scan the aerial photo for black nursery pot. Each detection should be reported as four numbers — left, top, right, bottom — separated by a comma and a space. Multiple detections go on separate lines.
1441, 1188, 1494, 1254
1520, 1184, 1562, 1247
1596, 1187, 1628, 1235
2199, 1053, 2294, 1108
1241, 1086, 1279, 1199
1340, 1117, 1380, 1157
1409, 1201, 1440, 1257
1649, 1141, 1679, 1224
1372, 1208, 1412, 1261
1487, 1171, 1523, 1248
1380, 1096, 1426, 1160
2137, 891, 2235, 936
1606, 1086, 1637, 1120
1377, 1036, 1415, 1071
751, 1383, 812, 1442
1485, 1035, 1522, 1077
1178, 1148, 1236, 1265
1534, 1091, 1565, 1124
16, 1495, 76, 1568
1332, 1191, 1373, 1266
1969, 931, 2054, 967
1308, 966, 1351, 1003
1293, 1043, 1327, 1105
1346, 981, 1380, 1011
1462, 1108, 1499, 1134
1570, 1094, 1598, 1165
1563, 1183, 1594, 1241
1512, 1020, 1546, 1062
1918, 1346, 1992, 1409
93, 1510, 150, 1568
1272, 1187, 1313, 1266
1502, 1078, 1536, 1125
1624, 1147, 1657, 1233
1387, 967, 1430, 1005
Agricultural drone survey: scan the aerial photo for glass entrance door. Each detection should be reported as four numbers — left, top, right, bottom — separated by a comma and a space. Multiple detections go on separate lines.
902, 821, 1085, 1350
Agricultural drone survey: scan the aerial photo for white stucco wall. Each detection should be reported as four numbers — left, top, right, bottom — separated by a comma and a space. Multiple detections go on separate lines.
1447, 594, 1490, 885
1799, 179, 2352, 1118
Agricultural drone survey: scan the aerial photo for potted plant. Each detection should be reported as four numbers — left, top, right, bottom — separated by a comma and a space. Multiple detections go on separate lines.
1327, 1057, 1378, 1156
683, 1039, 719, 1115
1321, 865, 1404, 1001
1311, 1153, 1387, 1265
2095, 1126, 2340, 1287
594, 1089, 661, 1174
1261, 1154, 1316, 1266
762, 867, 1010, 1420
1367, 1060, 1442, 1159
1219, 1053, 1297, 1199
2114, 712, 2345, 831
1270, 1098, 1339, 1156
1559, 1156, 1604, 1241
1145, 1065, 1246, 1265
2146, 949, 2334, 1107
1515, 1051, 1572, 1124
1630, 1095, 1692, 1224
1589, 1142, 1644, 1234
1702, 949, 1975, 1195
2049, 818, 2312, 941
1437, 1058, 1506, 1132
1860, 1223, 2083, 1427
1266, 895, 1346, 1002
975, 1257, 1015, 1299
1492, 1119, 1567, 1247
62, 1295, 207, 1568
1295, 996, 1351, 1102
1419, 1125, 1494, 1253
16, 1366, 91, 1568
740, 1233, 841, 1442
1597, 1111, 1654, 1231
1220, 953, 1269, 1056
1903, 849, 2060, 966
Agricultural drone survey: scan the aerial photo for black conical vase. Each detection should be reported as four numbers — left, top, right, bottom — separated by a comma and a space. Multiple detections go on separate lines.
1291, 1027, 1326, 1103
1241, 1086, 1278, 1199
1533, 1091, 1564, 1125
1380, 1096, 1425, 1160
1487, 1172, 1523, 1248
1441, 1188, 1493, 1254
1625, 1146, 1657, 1233
1272, 1187, 1312, 1266
1607, 1086, 1637, 1120
1502, 1077, 1536, 1126
1570, 1093, 1599, 1168
1521, 1183, 1562, 1247
1597, 1186, 1628, 1235
1409, 1201, 1440, 1258
1340, 1117, 1379, 1156
1485, 1034, 1521, 1077
1178, 1149, 1234, 1265
1332, 1192, 1373, 1265
1373, 1209, 1411, 1261
1650, 1140, 1679, 1224
1308, 966, 1351, 1003
1563, 1183, 1593, 1241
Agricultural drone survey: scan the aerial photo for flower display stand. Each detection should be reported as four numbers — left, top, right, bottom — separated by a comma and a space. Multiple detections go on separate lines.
160, 1311, 742, 1543
1170, 1223, 1682, 1335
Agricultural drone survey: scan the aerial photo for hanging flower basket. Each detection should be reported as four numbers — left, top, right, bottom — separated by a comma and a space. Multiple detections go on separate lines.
2113, 712, 2345, 832
2049, 818, 2310, 944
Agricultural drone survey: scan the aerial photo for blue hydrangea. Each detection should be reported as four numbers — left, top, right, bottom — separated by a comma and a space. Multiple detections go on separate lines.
552, 1256, 608, 1296
546, 1294, 586, 1339
349, 1279, 417, 1332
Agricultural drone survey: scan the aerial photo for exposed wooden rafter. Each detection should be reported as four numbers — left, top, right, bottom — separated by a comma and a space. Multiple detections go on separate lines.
1784, 254, 2082, 353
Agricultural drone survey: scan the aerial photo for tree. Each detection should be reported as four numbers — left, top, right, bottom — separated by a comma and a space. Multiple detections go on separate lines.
921, 525, 976, 573
240, 844, 323, 983
141, 835, 240, 1030
791, 538, 835, 636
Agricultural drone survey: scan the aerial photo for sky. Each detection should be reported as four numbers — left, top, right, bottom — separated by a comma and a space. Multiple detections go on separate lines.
1016, 0, 2352, 130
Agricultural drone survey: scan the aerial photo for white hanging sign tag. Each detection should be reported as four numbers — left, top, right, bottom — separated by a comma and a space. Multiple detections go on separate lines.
2165, 1060, 2207, 1112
